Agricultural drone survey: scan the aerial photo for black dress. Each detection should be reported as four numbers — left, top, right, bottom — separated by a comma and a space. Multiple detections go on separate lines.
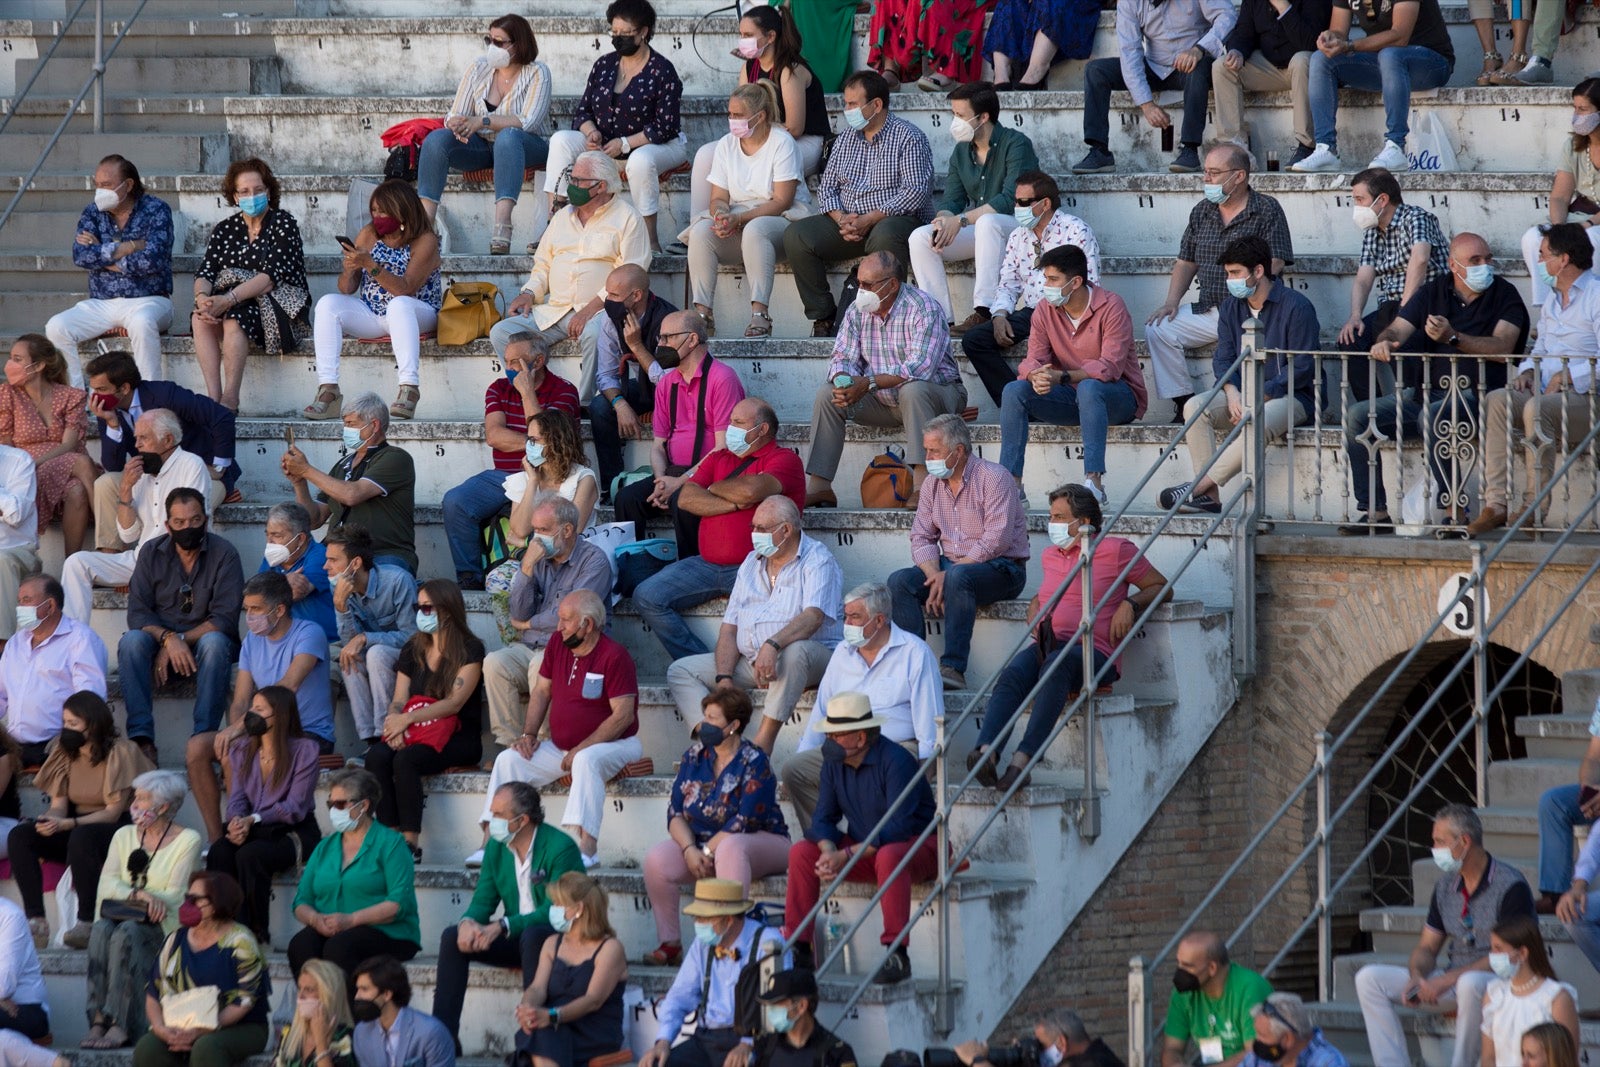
518, 935, 625, 1067
196, 208, 310, 353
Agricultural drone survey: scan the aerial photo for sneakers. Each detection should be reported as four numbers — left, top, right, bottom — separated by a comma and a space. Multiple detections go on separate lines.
1072, 146, 1116, 174
463, 849, 485, 869
1289, 143, 1342, 172
1288, 142, 1315, 168
1158, 482, 1193, 511
1336, 511, 1394, 536
1182, 493, 1222, 514
1085, 481, 1109, 508
1160, 480, 1221, 513
1514, 57, 1552, 83
1168, 145, 1201, 173
873, 946, 912, 985
1368, 139, 1408, 171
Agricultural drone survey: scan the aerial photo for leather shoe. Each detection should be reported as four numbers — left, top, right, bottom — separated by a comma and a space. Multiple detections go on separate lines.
951, 309, 991, 336
1466, 505, 1507, 538
805, 488, 838, 508
904, 490, 921, 510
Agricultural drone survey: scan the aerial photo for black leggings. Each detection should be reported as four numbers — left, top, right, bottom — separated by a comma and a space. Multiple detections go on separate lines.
365, 731, 480, 835
7, 819, 123, 921
206, 817, 321, 941
287, 925, 419, 990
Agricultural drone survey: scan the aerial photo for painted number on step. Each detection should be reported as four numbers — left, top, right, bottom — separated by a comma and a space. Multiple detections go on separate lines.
1285, 277, 1309, 291
1065, 445, 1085, 460
633, 896, 652, 911
836, 532, 854, 547
1534, 195, 1550, 211
360, 117, 373, 132
1190, 538, 1209, 550
1, 41, 12, 52
435, 445, 446, 457
1013, 113, 1025, 126
1137, 195, 1155, 209
926, 620, 943, 635
671, 37, 684, 50
749, 360, 762, 374
823, 898, 842, 914
1427, 194, 1448, 208
399, 36, 411, 50
1062, 196, 1078, 208
1332, 194, 1350, 207
1500, 108, 1521, 122
593, 37, 603, 51
307, 195, 319, 209
930, 113, 941, 127
489, 358, 502, 373
612, 799, 625, 813
256, 444, 268, 455
450, 891, 463, 906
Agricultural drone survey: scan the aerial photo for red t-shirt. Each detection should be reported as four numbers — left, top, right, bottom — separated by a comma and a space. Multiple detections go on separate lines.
690, 442, 806, 566
485, 372, 581, 471
1043, 536, 1152, 664
539, 632, 640, 750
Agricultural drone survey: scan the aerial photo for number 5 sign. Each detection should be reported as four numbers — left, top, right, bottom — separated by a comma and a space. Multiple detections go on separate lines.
1438, 572, 1486, 638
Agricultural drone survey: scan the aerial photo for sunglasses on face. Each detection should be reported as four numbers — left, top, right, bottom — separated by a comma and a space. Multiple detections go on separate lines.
183, 893, 209, 906
412, 602, 436, 615
483, 35, 511, 47
327, 798, 362, 811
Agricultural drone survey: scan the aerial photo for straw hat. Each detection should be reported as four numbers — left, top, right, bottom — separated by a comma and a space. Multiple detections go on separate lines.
814, 691, 888, 734
682, 878, 753, 918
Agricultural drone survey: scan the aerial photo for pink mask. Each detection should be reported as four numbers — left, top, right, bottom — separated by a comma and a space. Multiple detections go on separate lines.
728, 117, 754, 138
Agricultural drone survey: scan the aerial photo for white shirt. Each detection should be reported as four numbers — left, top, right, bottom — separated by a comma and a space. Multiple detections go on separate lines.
725, 534, 844, 661
708, 128, 811, 208
798, 623, 941, 757
0, 445, 38, 553
1522, 271, 1600, 393
513, 840, 536, 917
115, 446, 212, 547
0, 614, 108, 744
0, 898, 48, 1011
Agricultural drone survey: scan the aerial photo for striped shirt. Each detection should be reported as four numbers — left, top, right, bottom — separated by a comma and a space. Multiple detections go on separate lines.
445, 57, 554, 139
828, 284, 961, 406
725, 534, 845, 661
483, 372, 580, 471
799, 624, 942, 757
1359, 203, 1448, 305
992, 210, 1103, 312
910, 454, 1030, 567
815, 114, 935, 220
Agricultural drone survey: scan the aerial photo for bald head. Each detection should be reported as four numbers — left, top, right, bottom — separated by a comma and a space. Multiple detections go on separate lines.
1448, 232, 1495, 293
606, 263, 650, 309
857, 251, 906, 286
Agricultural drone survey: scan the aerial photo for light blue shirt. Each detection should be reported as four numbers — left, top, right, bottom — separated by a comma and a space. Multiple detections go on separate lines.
1115, 0, 1237, 104
335, 563, 418, 648
1523, 271, 1600, 393
725, 534, 844, 661
654, 918, 787, 1043
797, 624, 941, 758
1241, 1028, 1349, 1067
0, 897, 47, 1010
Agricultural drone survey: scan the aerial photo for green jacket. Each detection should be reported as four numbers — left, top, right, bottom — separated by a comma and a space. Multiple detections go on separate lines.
464, 822, 585, 937
937, 125, 1040, 218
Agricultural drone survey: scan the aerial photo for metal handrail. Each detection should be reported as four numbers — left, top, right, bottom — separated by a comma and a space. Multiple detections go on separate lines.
0, 0, 93, 137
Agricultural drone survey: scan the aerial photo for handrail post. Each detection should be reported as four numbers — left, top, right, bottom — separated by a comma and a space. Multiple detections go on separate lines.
1078, 522, 1101, 841
1472, 541, 1489, 806
1315, 729, 1332, 1002
93, 0, 105, 133
1128, 956, 1151, 1067
1233, 316, 1265, 678
934, 713, 954, 1035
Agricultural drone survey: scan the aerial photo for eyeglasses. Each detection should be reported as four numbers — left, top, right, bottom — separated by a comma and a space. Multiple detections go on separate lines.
327, 798, 362, 811
183, 893, 209, 906
483, 35, 511, 47
412, 602, 436, 615
179, 584, 194, 614
1014, 195, 1045, 207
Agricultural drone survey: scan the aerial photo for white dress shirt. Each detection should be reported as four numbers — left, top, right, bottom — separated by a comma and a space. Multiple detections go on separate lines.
116, 446, 212, 547
1521, 272, 1600, 393
0, 445, 38, 553
0, 615, 108, 744
797, 623, 941, 757
0, 897, 49, 1010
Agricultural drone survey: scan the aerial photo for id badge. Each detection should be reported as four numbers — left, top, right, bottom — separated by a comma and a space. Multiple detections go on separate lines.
1197, 1038, 1224, 1065
582, 672, 605, 700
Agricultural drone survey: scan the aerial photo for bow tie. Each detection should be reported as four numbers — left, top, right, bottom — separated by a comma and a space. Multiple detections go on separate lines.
713, 946, 742, 962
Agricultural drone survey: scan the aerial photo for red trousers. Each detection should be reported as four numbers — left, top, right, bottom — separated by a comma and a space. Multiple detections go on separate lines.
783, 835, 941, 946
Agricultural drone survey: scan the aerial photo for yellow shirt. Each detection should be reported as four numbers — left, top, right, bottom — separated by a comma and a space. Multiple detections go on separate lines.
522, 195, 651, 329
96, 823, 203, 934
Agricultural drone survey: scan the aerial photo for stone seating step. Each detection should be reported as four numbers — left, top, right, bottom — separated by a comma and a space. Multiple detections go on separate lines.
1488, 755, 1580, 809
0, 131, 228, 175
1307, 997, 1600, 1067
1515, 711, 1596, 760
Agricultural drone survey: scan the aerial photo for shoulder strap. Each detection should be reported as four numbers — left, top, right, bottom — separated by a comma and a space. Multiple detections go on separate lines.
688, 354, 714, 468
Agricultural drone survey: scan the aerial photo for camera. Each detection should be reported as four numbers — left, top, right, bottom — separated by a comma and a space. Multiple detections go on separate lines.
921, 1037, 1044, 1067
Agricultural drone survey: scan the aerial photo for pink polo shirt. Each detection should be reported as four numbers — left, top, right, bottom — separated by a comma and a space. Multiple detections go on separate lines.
650, 354, 746, 469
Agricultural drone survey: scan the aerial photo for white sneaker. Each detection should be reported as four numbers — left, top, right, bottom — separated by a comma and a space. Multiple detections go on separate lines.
581, 852, 601, 870
1086, 482, 1109, 508
1368, 139, 1408, 171
1289, 143, 1342, 172
464, 849, 485, 869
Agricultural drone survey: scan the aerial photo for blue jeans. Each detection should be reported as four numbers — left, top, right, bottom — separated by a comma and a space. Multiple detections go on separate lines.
888, 556, 1028, 674
977, 644, 1117, 759
1308, 46, 1453, 149
1540, 783, 1590, 894
116, 629, 237, 742
442, 467, 512, 580
1564, 887, 1600, 973
1343, 389, 1480, 512
999, 377, 1138, 477
416, 127, 550, 203
633, 555, 742, 661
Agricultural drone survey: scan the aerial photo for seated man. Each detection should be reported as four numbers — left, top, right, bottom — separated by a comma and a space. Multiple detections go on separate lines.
259, 501, 337, 641
1469, 223, 1600, 537
434, 782, 583, 1054
1032, 1009, 1126, 1067
1160, 235, 1320, 514
1074, 0, 1237, 174
116, 486, 243, 763
783, 71, 934, 337
482, 494, 614, 759
490, 150, 651, 403
613, 310, 746, 545
0, 445, 40, 650
666, 495, 843, 754
284, 391, 417, 573
1163, 930, 1273, 1067
889, 414, 1027, 691
804, 252, 967, 508
85, 349, 237, 551
0, 574, 107, 767
962, 171, 1102, 406
62, 408, 212, 622
1000, 245, 1145, 504
45, 154, 173, 385
639, 879, 789, 1067
1341, 232, 1528, 534
782, 692, 937, 986
908, 81, 1038, 330
481, 590, 640, 866
325, 525, 417, 748
1292, 0, 1454, 173
752, 969, 858, 1067
589, 263, 678, 500
782, 581, 940, 830
350, 956, 454, 1067
442, 331, 579, 590
634, 397, 804, 661
1557, 779, 1600, 972
1240, 993, 1349, 1067
1536, 694, 1600, 915
1212, 0, 1329, 168
0, 896, 49, 1041
189, 570, 335, 843
1355, 805, 1533, 1067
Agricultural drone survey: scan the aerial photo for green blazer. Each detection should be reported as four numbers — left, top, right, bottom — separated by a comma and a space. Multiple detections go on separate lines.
464, 822, 585, 937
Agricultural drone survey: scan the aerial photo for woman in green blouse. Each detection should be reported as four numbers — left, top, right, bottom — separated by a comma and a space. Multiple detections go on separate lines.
274, 959, 356, 1067
286, 768, 421, 981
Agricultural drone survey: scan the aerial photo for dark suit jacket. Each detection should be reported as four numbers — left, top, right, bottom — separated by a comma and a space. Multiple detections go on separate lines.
99, 381, 239, 491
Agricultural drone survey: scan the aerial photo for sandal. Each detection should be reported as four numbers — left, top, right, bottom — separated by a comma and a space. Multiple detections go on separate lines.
390, 384, 420, 420
489, 223, 512, 256
744, 310, 773, 337
27, 916, 48, 949
1476, 51, 1503, 85
302, 384, 342, 421
1488, 53, 1530, 83
644, 941, 683, 966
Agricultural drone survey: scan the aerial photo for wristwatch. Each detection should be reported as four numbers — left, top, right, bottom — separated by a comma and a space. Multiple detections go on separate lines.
481, 115, 491, 128
1448, 332, 1460, 347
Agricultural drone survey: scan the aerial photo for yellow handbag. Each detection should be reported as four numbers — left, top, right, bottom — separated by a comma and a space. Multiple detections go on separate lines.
436, 281, 503, 346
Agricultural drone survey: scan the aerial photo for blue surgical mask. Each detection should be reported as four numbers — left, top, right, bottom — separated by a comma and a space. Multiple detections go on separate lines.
751, 530, 780, 558
328, 803, 359, 833
534, 533, 560, 557
1489, 952, 1517, 979
1462, 263, 1496, 293
549, 906, 572, 933
342, 423, 368, 451
1431, 845, 1461, 873
1047, 522, 1075, 549
698, 722, 726, 748
843, 106, 870, 132
1226, 277, 1253, 300
724, 424, 752, 456
505, 368, 520, 385
525, 440, 546, 467
238, 192, 269, 217
1042, 286, 1068, 308
821, 737, 847, 763
694, 921, 720, 946
1538, 263, 1558, 290
488, 816, 514, 843
1203, 183, 1228, 205
765, 1005, 795, 1034
13, 605, 40, 631
926, 457, 953, 479
416, 610, 439, 634
1040, 1047, 1064, 1067
1013, 204, 1036, 227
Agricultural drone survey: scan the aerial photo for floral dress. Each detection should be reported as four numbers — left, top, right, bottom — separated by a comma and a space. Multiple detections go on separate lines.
196, 208, 311, 354
0, 382, 88, 529
869, 0, 995, 83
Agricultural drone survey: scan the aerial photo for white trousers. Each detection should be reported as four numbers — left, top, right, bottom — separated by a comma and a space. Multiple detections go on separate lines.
1145, 305, 1220, 400
687, 215, 791, 309
481, 734, 644, 840
45, 295, 173, 387
0, 545, 41, 640
1353, 963, 1491, 1067
543, 129, 687, 218
1521, 222, 1600, 307
0, 1028, 60, 1067
62, 547, 136, 623
908, 213, 1018, 321
689, 135, 826, 217
313, 293, 437, 388
339, 642, 402, 741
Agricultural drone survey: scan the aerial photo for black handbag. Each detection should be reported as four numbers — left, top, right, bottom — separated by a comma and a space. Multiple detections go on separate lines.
100, 898, 153, 923
384, 144, 419, 183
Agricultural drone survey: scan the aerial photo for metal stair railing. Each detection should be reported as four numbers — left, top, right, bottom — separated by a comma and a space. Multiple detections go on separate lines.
785, 335, 1267, 1034
1125, 331, 1600, 1066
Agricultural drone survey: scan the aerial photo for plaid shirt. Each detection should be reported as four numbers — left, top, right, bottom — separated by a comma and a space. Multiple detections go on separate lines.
816, 114, 935, 221
992, 211, 1102, 312
910, 453, 1030, 566
828, 284, 960, 406
1178, 188, 1294, 313
1359, 203, 1448, 305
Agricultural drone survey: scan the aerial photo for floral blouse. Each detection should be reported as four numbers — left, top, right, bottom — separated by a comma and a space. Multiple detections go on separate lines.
667, 739, 788, 842
274, 1023, 355, 1067
572, 50, 683, 144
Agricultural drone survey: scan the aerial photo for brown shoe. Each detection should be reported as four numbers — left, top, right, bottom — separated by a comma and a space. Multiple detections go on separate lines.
950, 309, 991, 336
903, 490, 921, 510
1466, 505, 1508, 538
1536, 892, 1561, 915
810, 318, 836, 338
805, 488, 838, 508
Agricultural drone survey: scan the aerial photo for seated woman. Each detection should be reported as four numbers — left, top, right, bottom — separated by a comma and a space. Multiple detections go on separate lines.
641, 688, 789, 966
288, 768, 421, 980
134, 871, 270, 1067
417, 14, 553, 254
206, 685, 323, 944
0, 723, 20, 856
1, 335, 94, 556
364, 580, 484, 863
7, 690, 150, 949
83, 769, 203, 1050
1523, 78, 1600, 307
984, 0, 1100, 90
273, 959, 356, 1067
305, 179, 442, 422
514, 873, 628, 1067
1480, 914, 1579, 1067
685, 82, 810, 339
192, 156, 310, 411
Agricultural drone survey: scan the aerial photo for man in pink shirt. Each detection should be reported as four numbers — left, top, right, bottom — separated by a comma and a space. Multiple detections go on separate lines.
999, 245, 1148, 507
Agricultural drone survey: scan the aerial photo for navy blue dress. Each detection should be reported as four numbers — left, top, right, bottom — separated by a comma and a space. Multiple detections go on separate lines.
985, 0, 1101, 62
517, 936, 625, 1067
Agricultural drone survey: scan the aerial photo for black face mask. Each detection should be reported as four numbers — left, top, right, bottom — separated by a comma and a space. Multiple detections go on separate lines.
654, 342, 682, 370
612, 33, 642, 56
243, 712, 270, 737
1250, 1041, 1286, 1063
351, 998, 382, 1023
171, 525, 207, 551
821, 737, 847, 763
1172, 969, 1203, 994
562, 624, 587, 650
58, 728, 86, 754
603, 298, 633, 322
138, 450, 165, 476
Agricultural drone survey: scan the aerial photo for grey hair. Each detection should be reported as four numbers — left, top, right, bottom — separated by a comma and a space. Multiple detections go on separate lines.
573, 150, 622, 192
566, 588, 607, 630
745, 398, 778, 435
327, 767, 382, 810
923, 412, 971, 453
531, 491, 580, 531
342, 391, 390, 434
1203, 139, 1253, 175
266, 501, 312, 536
677, 309, 709, 344
496, 781, 544, 824
1251, 993, 1310, 1040
141, 408, 182, 448
756, 494, 801, 530
132, 769, 188, 812
1034, 1009, 1089, 1046
844, 581, 890, 621
1435, 803, 1483, 846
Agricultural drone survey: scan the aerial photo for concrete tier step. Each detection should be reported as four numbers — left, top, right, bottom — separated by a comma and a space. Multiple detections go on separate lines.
10, 54, 273, 96
1488, 756, 1576, 810
1516, 713, 1596, 761
1477, 804, 1590, 862
1306, 998, 1600, 1067
0, 131, 228, 175
1562, 668, 1600, 720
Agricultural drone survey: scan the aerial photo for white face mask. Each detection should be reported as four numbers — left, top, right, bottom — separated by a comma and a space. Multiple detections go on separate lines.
263, 535, 299, 569
1352, 204, 1381, 231
843, 620, 872, 648
950, 115, 978, 143
484, 44, 512, 69
93, 186, 122, 212
854, 285, 882, 315
1047, 522, 1076, 549
14, 605, 41, 631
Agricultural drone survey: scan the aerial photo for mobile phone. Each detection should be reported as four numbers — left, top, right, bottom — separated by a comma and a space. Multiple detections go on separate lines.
284, 426, 295, 449
335, 235, 357, 251
1404, 987, 1420, 1005
1582, 785, 1599, 807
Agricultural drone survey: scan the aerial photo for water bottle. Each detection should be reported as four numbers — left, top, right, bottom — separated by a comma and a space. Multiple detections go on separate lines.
824, 918, 851, 974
